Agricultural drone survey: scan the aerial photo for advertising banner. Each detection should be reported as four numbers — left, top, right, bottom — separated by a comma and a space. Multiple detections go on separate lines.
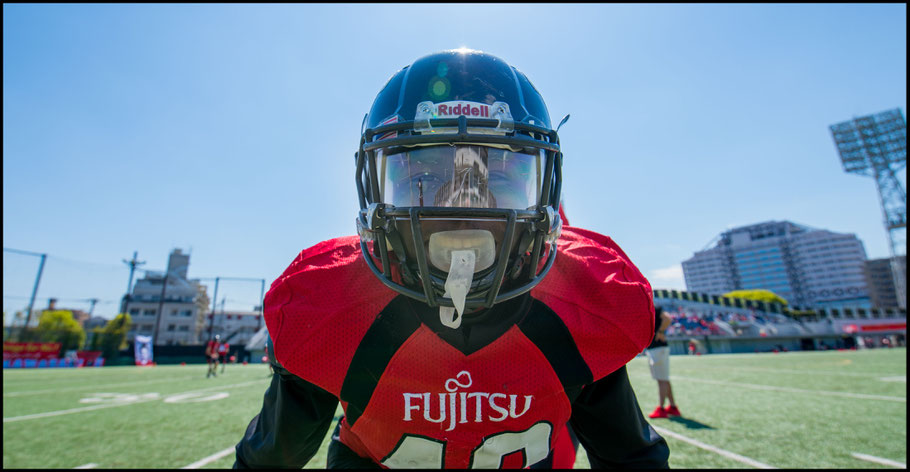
3, 342, 62, 361
76, 350, 103, 365
134, 335, 153, 366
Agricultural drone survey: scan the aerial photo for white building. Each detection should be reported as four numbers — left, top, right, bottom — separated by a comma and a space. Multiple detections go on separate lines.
683, 221, 870, 309
124, 249, 209, 345
203, 309, 263, 347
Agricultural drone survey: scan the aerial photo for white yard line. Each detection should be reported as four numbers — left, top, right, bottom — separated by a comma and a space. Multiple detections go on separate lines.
652, 426, 775, 469
851, 453, 906, 468
3, 397, 162, 422
3, 380, 264, 423
672, 376, 905, 402
73, 463, 98, 469
878, 376, 906, 382
181, 447, 236, 469
689, 365, 904, 378
4, 375, 199, 397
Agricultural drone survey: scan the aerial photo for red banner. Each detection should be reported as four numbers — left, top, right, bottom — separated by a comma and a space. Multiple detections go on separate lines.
3, 342, 62, 360
859, 323, 906, 332
76, 351, 102, 365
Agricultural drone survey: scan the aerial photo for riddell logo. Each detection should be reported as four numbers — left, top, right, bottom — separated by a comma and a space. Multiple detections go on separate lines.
435, 102, 490, 118
402, 371, 533, 432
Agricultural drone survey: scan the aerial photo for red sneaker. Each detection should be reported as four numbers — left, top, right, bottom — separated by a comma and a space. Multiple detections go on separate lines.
665, 405, 682, 417
648, 406, 668, 419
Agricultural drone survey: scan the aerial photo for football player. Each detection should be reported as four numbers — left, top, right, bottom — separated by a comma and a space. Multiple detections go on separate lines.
645, 307, 681, 419
206, 334, 220, 378
218, 339, 230, 374
234, 49, 669, 469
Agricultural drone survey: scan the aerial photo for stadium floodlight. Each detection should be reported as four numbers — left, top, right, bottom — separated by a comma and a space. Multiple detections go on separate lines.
830, 108, 907, 308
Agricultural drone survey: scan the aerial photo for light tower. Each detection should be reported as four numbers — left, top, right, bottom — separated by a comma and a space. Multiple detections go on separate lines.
830, 108, 907, 308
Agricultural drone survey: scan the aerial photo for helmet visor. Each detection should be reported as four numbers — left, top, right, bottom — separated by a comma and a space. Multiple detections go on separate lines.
378, 145, 545, 210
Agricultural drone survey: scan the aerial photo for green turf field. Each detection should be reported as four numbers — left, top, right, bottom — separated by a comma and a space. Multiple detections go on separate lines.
3, 348, 906, 469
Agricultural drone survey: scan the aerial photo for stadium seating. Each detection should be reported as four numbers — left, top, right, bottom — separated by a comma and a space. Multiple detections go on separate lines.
663, 306, 809, 338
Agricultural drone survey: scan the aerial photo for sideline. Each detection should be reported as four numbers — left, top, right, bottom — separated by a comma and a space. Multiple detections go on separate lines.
652, 426, 775, 469
182, 447, 236, 469
3, 380, 265, 423
671, 376, 905, 402
851, 452, 906, 468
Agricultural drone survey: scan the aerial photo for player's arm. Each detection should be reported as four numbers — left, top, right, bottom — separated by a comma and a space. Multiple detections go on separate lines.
569, 365, 670, 468
657, 311, 672, 342
233, 337, 339, 469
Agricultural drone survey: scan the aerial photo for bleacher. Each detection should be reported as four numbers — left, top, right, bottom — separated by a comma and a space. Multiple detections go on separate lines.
652, 288, 906, 354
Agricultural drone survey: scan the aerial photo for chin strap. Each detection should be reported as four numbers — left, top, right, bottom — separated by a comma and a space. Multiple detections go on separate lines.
384, 228, 417, 286
509, 229, 537, 280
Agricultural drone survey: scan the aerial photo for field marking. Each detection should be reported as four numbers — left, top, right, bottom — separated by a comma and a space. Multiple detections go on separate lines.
79, 392, 161, 404
652, 426, 775, 469
879, 376, 906, 382
181, 447, 236, 469
3, 397, 161, 423
672, 376, 905, 402
4, 375, 200, 397
851, 452, 906, 468
680, 365, 904, 378
73, 463, 98, 469
3, 380, 264, 423
164, 392, 229, 403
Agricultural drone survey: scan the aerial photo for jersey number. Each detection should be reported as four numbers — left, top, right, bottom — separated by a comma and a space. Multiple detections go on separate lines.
381, 422, 552, 469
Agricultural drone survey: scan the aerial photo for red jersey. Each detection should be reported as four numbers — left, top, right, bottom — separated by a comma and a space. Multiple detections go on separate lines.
206, 340, 219, 356
259, 226, 655, 468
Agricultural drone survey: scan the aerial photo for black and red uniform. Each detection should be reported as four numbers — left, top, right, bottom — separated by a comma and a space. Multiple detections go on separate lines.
206, 340, 219, 363
234, 227, 669, 468
218, 342, 230, 364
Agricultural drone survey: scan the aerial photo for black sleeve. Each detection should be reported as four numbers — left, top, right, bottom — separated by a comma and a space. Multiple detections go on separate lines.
233, 337, 339, 469
569, 365, 670, 468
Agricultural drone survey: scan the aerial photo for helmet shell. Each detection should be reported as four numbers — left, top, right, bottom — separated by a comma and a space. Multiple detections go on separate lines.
366, 50, 552, 132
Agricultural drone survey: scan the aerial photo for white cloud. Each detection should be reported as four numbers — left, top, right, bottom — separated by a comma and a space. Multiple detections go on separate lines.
648, 264, 686, 290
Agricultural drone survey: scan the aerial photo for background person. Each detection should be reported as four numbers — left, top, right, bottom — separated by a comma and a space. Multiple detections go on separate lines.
218, 340, 230, 374
646, 307, 681, 418
206, 334, 220, 378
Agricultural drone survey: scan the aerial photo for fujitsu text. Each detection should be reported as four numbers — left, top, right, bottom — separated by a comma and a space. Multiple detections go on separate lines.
402, 371, 533, 432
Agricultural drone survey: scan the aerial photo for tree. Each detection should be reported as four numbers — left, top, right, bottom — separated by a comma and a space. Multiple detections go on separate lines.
35, 310, 86, 353
722, 289, 789, 306
95, 313, 132, 361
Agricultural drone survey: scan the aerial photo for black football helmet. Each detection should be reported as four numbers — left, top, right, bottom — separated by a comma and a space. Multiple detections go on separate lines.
355, 49, 566, 322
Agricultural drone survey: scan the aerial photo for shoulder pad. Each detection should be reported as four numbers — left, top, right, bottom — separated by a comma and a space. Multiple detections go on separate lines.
264, 236, 397, 395
531, 226, 655, 381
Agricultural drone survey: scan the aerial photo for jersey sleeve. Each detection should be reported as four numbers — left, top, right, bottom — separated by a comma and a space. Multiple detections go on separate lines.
531, 226, 655, 381
264, 236, 398, 395
233, 338, 339, 468
569, 365, 669, 468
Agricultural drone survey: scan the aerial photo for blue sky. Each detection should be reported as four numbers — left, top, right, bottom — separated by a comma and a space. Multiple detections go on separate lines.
3, 4, 906, 320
